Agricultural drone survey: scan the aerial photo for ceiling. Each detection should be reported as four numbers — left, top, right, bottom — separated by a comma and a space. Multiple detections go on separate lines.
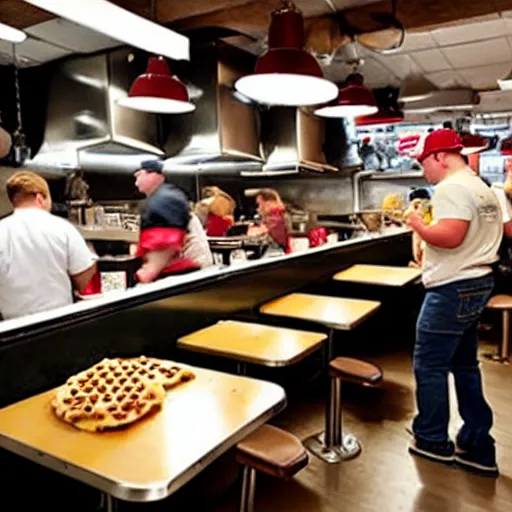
2, 0, 512, 109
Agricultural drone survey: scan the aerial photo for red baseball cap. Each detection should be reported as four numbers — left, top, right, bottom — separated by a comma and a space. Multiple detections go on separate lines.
417, 129, 463, 163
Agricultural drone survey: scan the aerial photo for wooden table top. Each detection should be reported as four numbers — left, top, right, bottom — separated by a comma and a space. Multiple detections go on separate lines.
0, 364, 286, 503
333, 264, 422, 287
178, 320, 326, 366
260, 293, 381, 331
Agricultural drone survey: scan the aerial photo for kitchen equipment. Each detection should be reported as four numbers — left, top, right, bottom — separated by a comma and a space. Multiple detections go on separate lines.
97, 255, 141, 289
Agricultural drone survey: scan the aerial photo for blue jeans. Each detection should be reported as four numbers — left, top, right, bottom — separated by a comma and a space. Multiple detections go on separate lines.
413, 274, 495, 450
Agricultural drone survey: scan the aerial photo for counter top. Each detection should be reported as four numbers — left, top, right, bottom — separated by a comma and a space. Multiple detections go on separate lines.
0, 228, 410, 342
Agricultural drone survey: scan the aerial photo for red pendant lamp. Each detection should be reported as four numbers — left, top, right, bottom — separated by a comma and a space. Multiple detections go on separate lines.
235, 1, 338, 106
460, 133, 488, 155
356, 109, 404, 126
314, 72, 378, 118
118, 56, 195, 114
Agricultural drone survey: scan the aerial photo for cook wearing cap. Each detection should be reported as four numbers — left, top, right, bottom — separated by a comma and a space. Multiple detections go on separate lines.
405, 128, 502, 476
133, 160, 211, 282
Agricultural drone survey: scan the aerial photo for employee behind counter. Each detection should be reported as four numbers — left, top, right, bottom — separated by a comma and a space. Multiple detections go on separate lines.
132, 160, 213, 283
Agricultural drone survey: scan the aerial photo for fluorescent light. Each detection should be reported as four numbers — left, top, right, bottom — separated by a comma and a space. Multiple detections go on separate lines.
118, 97, 195, 114
23, 0, 189, 61
0, 22, 27, 43
235, 74, 338, 107
315, 104, 378, 118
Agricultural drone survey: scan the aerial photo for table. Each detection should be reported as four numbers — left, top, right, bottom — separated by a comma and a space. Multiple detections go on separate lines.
333, 264, 422, 287
260, 293, 381, 363
178, 320, 326, 371
0, 364, 286, 507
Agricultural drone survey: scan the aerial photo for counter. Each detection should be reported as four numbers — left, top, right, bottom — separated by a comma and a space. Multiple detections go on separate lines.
0, 229, 412, 407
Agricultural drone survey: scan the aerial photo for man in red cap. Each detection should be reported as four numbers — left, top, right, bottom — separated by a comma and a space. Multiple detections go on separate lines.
405, 128, 502, 477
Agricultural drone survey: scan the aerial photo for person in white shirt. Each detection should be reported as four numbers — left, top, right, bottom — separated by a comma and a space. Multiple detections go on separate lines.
405, 129, 501, 477
0, 171, 96, 320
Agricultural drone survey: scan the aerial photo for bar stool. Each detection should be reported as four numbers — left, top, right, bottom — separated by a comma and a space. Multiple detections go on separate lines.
304, 357, 383, 463
237, 424, 308, 512
485, 294, 512, 363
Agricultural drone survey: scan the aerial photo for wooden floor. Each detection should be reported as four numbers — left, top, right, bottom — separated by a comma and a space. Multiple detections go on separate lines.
209, 340, 512, 512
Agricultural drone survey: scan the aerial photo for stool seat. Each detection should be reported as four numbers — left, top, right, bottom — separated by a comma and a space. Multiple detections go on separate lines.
237, 425, 308, 479
329, 357, 383, 386
487, 294, 512, 310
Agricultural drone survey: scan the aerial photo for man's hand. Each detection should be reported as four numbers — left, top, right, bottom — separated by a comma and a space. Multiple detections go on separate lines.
405, 212, 427, 234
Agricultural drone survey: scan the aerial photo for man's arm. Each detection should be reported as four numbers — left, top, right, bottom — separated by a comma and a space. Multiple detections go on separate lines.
406, 215, 469, 249
71, 263, 97, 293
136, 248, 175, 283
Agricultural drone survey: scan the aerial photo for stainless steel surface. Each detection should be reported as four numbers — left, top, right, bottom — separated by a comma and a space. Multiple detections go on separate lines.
304, 431, 361, 464
0, 371, 287, 503
261, 107, 340, 173
25, 49, 163, 172
239, 466, 256, 512
163, 42, 262, 170
502, 310, 510, 360
106, 494, 117, 512
76, 226, 138, 243
325, 376, 342, 448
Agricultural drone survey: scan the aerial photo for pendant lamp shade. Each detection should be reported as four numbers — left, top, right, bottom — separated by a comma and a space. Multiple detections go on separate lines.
118, 56, 195, 114
501, 135, 512, 155
356, 108, 404, 126
460, 133, 488, 155
235, 3, 338, 106
314, 73, 378, 118
399, 76, 437, 103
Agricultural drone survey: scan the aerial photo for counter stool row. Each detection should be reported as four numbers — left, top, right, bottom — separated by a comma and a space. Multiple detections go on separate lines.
177, 264, 420, 510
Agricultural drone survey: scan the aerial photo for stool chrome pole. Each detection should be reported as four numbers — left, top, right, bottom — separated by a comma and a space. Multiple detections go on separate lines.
239, 466, 256, 512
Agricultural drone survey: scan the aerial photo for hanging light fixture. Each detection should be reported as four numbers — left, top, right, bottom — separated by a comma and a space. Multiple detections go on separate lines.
399, 76, 437, 103
314, 72, 378, 118
0, 22, 26, 43
356, 108, 403, 126
234, 1, 338, 106
460, 133, 489, 155
118, 56, 195, 114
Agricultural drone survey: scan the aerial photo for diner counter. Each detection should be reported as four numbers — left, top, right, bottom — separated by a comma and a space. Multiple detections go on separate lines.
0, 227, 413, 407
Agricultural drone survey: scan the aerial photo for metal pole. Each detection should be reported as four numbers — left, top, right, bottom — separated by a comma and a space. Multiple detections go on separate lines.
237, 362, 247, 375
325, 376, 342, 448
239, 466, 256, 512
323, 329, 334, 369
106, 494, 117, 512
501, 310, 510, 360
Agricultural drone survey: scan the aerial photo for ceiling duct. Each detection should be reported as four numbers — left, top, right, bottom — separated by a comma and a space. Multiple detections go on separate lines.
402, 89, 480, 114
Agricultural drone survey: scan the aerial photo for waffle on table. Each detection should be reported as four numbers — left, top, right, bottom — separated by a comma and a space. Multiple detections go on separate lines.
52, 356, 194, 432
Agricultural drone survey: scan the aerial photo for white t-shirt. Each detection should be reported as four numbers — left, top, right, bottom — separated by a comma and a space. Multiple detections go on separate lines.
0, 208, 95, 320
422, 168, 502, 288
182, 213, 213, 269
492, 183, 512, 223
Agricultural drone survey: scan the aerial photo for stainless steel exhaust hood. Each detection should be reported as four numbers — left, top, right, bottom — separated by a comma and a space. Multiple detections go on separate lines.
25, 47, 164, 173
162, 41, 263, 172
254, 107, 361, 175
25, 41, 263, 174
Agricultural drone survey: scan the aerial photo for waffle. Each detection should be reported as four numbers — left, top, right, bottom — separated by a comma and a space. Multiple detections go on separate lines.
52, 356, 195, 432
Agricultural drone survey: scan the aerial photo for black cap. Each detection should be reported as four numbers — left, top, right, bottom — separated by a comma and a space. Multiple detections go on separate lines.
138, 159, 163, 174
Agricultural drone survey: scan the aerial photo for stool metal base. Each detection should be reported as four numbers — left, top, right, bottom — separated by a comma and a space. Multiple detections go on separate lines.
304, 431, 362, 464
483, 352, 512, 364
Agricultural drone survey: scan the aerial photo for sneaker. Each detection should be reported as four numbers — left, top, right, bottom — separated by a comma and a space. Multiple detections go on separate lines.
455, 449, 499, 478
409, 438, 455, 465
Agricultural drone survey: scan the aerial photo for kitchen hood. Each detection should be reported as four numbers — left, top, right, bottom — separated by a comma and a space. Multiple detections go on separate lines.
24, 40, 263, 174
252, 106, 360, 175
162, 41, 263, 171
24, 47, 165, 173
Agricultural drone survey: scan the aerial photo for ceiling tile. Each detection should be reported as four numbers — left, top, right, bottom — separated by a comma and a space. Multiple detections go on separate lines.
360, 59, 399, 88
0, 38, 72, 65
459, 63, 511, 90
442, 38, 511, 69
411, 49, 451, 73
431, 18, 507, 47
293, 0, 332, 17
26, 19, 120, 54
399, 32, 437, 53
371, 53, 422, 79
425, 70, 469, 89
